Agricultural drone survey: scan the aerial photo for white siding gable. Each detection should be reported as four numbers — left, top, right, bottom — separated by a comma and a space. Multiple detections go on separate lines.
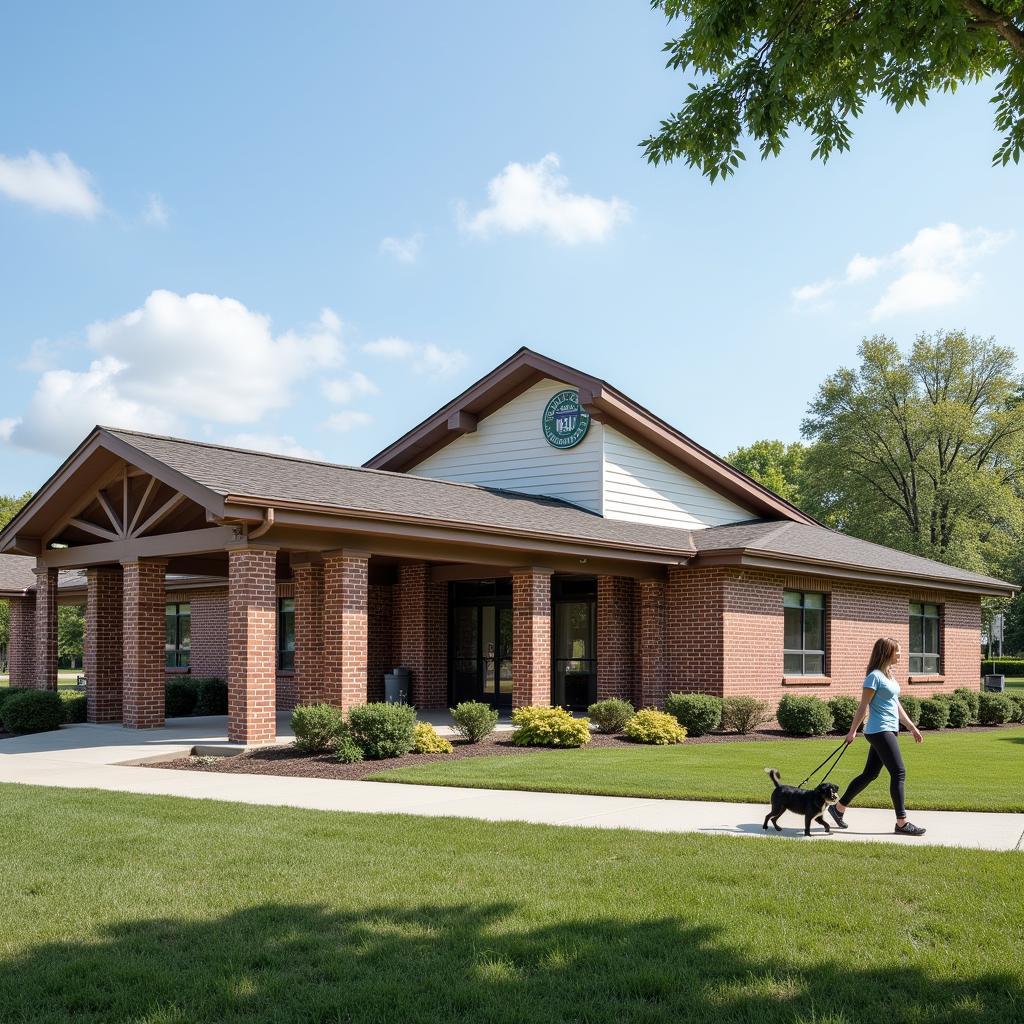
409, 378, 604, 513
602, 426, 751, 530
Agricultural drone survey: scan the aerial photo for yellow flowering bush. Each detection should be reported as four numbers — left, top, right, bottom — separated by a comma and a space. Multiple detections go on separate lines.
623, 708, 687, 745
510, 706, 591, 748
412, 721, 453, 754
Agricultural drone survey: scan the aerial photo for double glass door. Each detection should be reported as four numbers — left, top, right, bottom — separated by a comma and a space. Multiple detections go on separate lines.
450, 582, 513, 707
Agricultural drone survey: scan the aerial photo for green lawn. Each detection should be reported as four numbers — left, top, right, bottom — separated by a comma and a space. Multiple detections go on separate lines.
370, 727, 1024, 813
0, 784, 1021, 1023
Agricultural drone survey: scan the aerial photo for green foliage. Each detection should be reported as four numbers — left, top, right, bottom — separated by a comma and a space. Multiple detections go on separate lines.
727, 440, 807, 507
776, 695, 833, 736
827, 696, 860, 735
899, 695, 922, 726
1006, 693, 1024, 723
0, 491, 32, 650
2, 690, 65, 734
946, 698, 973, 729
954, 687, 981, 720
919, 698, 950, 731
978, 692, 1014, 725
165, 680, 199, 718
623, 708, 687, 745
0, 687, 30, 715
643, 2, 1024, 179
334, 731, 365, 764
59, 691, 88, 724
291, 704, 344, 754
510, 706, 592, 748
586, 698, 635, 734
980, 658, 1024, 675
193, 678, 228, 715
450, 701, 499, 743
347, 702, 417, 760
720, 696, 771, 734
57, 606, 84, 668
412, 721, 453, 754
664, 692, 723, 737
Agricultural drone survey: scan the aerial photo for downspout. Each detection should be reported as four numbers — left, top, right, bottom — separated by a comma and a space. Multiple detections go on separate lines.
247, 507, 275, 541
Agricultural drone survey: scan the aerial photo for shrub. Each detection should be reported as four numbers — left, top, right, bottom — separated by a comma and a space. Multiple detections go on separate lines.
587, 698, 634, 734
624, 708, 687, 745
165, 679, 199, 718
194, 678, 228, 715
918, 697, 949, 730
412, 721, 453, 754
946, 698, 972, 729
827, 696, 860, 735
977, 692, 1013, 726
450, 701, 499, 743
1006, 693, 1024, 723
720, 696, 771, 734
59, 691, 88, 723
0, 687, 31, 718
2, 690, 65, 734
953, 687, 980, 720
347, 701, 417, 759
981, 658, 1024, 675
898, 695, 921, 726
335, 729, 365, 764
776, 694, 833, 736
510, 706, 591, 748
664, 692, 723, 737
291, 703, 344, 754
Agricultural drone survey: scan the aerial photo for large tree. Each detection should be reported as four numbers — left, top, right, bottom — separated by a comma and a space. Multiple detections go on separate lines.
643, 1, 1024, 180
0, 492, 32, 656
800, 331, 1024, 575
727, 439, 809, 507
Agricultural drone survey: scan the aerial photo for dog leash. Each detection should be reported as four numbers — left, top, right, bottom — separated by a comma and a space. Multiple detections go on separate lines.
797, 740, 850, 789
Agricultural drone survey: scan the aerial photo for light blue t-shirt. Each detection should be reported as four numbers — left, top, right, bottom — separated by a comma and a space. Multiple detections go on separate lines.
864, 669, 901, 734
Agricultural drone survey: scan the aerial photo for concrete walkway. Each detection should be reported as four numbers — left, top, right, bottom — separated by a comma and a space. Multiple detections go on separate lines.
1, 719, 1021, 852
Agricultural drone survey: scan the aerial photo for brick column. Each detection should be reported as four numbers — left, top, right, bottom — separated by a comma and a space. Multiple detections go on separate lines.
597, 576, 635, 701
7, 595, 36, 687
293, 560, 325, 705
33, 567, 59, 690
122, 559, 167, 729
636, 578, 666, 708
85, 567, 123, 723
396, 562, 447, 708
227, 547, 278, 744
323, 550, 369, 713
512, 567, 552, 708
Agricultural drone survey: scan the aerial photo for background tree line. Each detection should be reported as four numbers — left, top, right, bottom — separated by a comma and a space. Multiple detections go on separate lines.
729, 330, 1024, 654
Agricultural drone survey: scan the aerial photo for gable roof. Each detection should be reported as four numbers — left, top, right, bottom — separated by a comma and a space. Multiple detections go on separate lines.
363, 347, 818, 526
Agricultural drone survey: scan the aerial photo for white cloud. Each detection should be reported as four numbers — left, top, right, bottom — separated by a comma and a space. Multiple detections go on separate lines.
362, 336, 466, 377
458, 153, 631, 245
18, 338, 62, 372
323, 410, 372, 432
380, 233, 423, 263
792, 223, 1012, 319
222, 433, 322, 460
322, 371, 378, 404
141, 193, 169, 227
0, 418, 16, 442
0, 151, 101, 218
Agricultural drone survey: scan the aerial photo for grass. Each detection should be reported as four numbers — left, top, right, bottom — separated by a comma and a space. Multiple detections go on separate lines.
0, 783, 1021, 1023
369, 727, 1024, 812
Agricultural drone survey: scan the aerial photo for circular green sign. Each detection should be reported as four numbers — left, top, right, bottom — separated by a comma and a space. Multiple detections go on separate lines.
542, 389, 590, 449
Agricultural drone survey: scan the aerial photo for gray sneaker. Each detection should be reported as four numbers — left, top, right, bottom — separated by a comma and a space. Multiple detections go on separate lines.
827, 805, 848, 829
895, 821, 927, 836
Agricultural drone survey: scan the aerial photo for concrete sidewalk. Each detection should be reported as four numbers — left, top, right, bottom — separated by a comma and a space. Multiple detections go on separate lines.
1, 719, 1022, 852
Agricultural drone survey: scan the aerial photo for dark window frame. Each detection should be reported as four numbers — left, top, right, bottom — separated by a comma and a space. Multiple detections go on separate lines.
909, 602, 941, 675
551, 575, 597, 710
278, 596, 295, 672
783, 590, 826, 676
164, 601, 191, 670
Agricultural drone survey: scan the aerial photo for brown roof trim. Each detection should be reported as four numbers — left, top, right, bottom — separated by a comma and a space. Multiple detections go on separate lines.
362, 347, 818, 526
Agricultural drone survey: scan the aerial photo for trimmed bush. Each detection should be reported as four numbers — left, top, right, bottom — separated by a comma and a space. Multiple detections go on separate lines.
165, 679, 199, 718
450, 701, 499, 743
953, 687, 980, 720
510, 706, 591, 748
1006, 693, 1024, 723
776, 694, 833, 736
664, 692, 722, 737
412, 721, 453, 754
827, 696, 860, 735
291, 703, 344, 754
898, 695, 921, 727
978, 692, 1013, 726
59, 691, 88, 723
720, 696, 771, 734
0, 688, 31, 716
2, 690, 65, 735
624, 709, 687, 745
946, 698, 972, 729
347, 701, 417, 759
194, 678, 228, 715
587, 698, 634, 734
918, 697, 949, 730
335, 729, 365, 764
981, 658, 1024, 675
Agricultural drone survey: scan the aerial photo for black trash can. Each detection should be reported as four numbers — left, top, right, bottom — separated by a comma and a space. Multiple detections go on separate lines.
384, 667, 411, 703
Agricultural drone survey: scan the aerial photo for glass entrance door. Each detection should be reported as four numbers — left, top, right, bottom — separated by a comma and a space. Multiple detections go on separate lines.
449, 581, 513, 708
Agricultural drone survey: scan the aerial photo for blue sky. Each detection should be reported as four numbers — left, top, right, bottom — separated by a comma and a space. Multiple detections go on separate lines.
1, 2, 1022, 495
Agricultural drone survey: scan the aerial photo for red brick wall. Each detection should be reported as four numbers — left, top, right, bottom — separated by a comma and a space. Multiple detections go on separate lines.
323, 551, 369, 713
85, 567, 123, 723
942, 595, 981, 690
596, 576, 634, 701
396, 563, 447, 708
636, 578, 666, 707
33, 567, 59, 690
367, 582, 394, 703
123, 560, 167, 729
512, 569, 551, 707
7, 595, 36, 687
666, 565, 725, 694
188, 587, 228, 678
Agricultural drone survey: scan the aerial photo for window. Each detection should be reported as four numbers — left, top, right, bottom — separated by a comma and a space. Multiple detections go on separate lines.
909, 602, 940, 674
278, 597, 295, 671
165, 602, 191, 669
783, 591, 825, 675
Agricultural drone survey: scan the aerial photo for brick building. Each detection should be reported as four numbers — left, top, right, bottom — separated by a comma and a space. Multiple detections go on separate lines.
0, 349, 1013, 743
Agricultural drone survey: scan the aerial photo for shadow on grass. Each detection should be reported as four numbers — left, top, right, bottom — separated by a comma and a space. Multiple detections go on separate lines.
0, 902, 1018, 1023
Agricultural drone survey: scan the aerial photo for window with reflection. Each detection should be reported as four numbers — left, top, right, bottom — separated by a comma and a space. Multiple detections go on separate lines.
783, 590, 825, 675
165, 602, 191, 669
909, 602, 940, 674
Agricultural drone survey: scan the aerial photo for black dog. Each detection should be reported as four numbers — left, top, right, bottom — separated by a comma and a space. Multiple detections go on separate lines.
762, 768, 840, 836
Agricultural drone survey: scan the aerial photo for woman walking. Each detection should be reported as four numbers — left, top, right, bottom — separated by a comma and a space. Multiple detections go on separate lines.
828, 637, 927, 836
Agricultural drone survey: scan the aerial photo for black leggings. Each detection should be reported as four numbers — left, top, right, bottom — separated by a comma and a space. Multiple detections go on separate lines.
839, 731, 906, 818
